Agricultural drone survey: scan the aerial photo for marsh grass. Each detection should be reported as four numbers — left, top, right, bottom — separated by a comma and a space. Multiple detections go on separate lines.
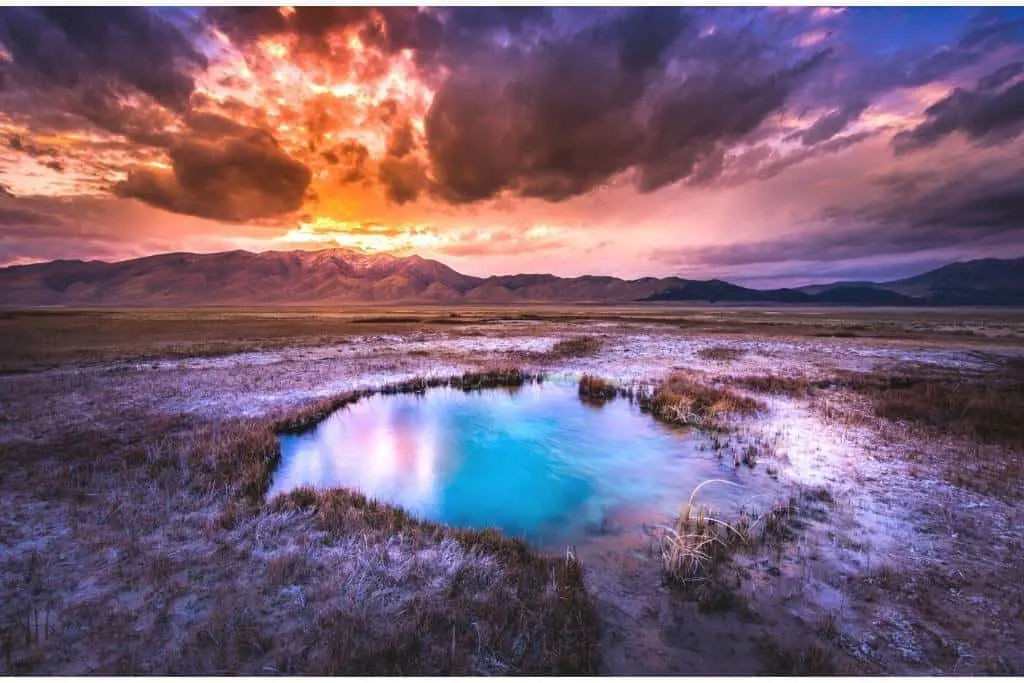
865, 377, 1024, 447
265, 488, 599, 673
4, 307, 1022, 373
577, 374, 621, 402
732, 374, 811, 397
760, 639, 838, 674
549, 336, 603, 358
732, 366, 1024, 454
696, 345, 746, 362
654, 480, 741, 585
649, 481, 802, 589
803, 368, 1024, 499
579, 372, 763, 428
640, 372, 764, 430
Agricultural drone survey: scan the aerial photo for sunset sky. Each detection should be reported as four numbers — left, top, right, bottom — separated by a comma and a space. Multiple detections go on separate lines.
2, 5, 1024, 286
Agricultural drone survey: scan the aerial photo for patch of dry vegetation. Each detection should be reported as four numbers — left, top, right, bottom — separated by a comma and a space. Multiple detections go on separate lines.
779, 359, 1024, 450
732, 374, 811, 397
577, 375, 621, 403
7, 307, 1022, 373
265, 490, 597, 673
549, 336, 603, 358
639, 371, 764, 430
758, 638, 839, 674
810, 365, 1024, 500
577, 371, 764, 430
863, 376, 1024, 448
727, 363, 1023, 499
696, 345, 746, 362
650, 481, 802, 589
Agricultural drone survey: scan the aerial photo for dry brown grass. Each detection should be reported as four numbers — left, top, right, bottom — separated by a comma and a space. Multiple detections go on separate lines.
267, 489, 598, 674
0, 309, 455, 372
6, 307, 1021, 373
696, 345, 746, 362
866, 377, 1024, 448
577, 374, 621, 402
650, 481, 802, 589
734, 365, 1024, 448
549, 336, 603, 358
732, 374, 811, 397
759, 638, 839, 674
640, 371, 764, 429
810, 367, 1024, 499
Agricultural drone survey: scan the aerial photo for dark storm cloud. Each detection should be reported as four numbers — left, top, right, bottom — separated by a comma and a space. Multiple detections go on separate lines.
0, 205, 60, 229
634, 52, 830, 192
893, 75, 1024, 153
116, 114, 311, 222
208, 6, 369, 43
657, 164, 1024, 267
378, 156, 428, 205
957, 12, 1024, 50
789, 11, 1024, 147
0, 7, 206, 112
386, 122, 416, 159
76, 86, 180, 148
209, 6, 445, 64
728, 130, 875, 185
321, 140, 370, 184
977, 61, 1023, 90
424, 8, 829, 203
208, 6, 832, 204
796, 102, 869, 146
871, 169, 1024, 232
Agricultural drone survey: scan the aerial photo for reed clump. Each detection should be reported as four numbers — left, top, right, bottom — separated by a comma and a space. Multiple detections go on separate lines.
651, 481, 804, 588
732, 374, 811, 397
549, 336, 603, 358
652, 480, 741, 586
696, 345, 746, 362
640, 372, 764, 429
577, 374, 621, 402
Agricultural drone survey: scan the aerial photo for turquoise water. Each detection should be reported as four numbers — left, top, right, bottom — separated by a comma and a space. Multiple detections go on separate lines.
271, 381, 767, 549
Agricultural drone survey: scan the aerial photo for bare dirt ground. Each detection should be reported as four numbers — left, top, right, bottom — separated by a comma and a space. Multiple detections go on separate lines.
1, 306, 1021, 673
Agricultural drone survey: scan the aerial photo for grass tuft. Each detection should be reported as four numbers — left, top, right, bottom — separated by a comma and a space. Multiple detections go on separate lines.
549, 336, 603, 358
760, 639, 838, 674
696, 345, 746, 362
733, 374, 811, 397
577, 374, 621, 402
639, 371, 764, 430
652, 480, 742, 585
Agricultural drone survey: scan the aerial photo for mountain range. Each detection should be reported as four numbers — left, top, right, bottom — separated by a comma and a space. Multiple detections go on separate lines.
0, 249, 1022, 307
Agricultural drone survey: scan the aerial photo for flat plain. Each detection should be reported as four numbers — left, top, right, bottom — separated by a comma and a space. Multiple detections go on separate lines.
1, 305, 1022, 674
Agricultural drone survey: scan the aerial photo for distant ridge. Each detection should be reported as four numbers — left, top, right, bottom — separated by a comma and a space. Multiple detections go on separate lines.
1, 249, 1022, 306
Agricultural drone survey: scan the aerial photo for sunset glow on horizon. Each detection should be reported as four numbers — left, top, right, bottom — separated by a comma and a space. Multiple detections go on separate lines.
2, 6, 1024, 286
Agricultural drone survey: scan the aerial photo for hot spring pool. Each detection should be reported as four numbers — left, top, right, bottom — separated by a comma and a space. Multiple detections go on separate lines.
270, 380, 777, 549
